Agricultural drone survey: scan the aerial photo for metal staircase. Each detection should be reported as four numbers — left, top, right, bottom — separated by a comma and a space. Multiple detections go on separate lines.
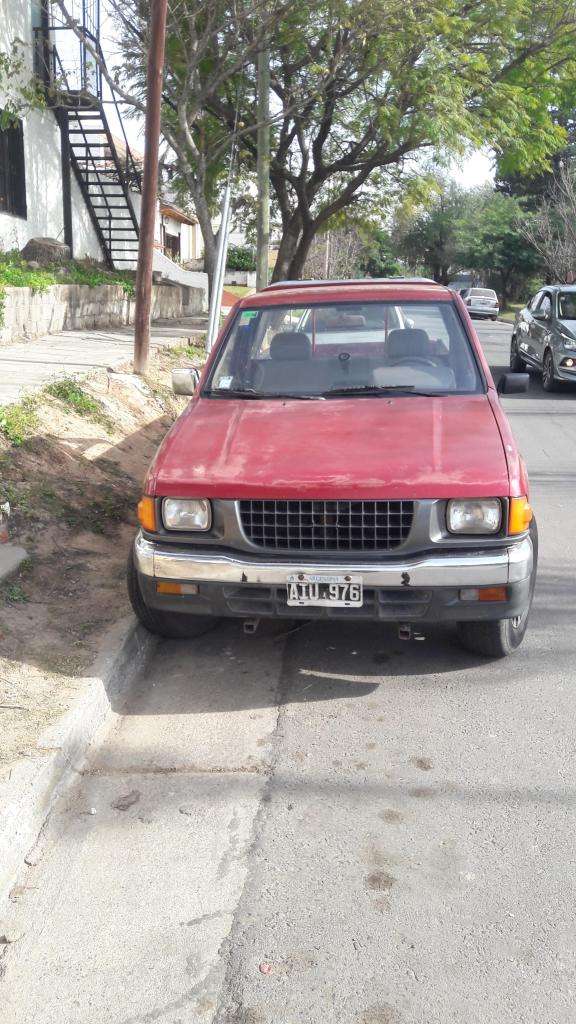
35, 12, 142, 270
63, 102, 141, 269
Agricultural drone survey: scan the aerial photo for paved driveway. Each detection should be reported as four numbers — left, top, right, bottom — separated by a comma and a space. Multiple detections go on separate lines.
2, 321, 576, 1024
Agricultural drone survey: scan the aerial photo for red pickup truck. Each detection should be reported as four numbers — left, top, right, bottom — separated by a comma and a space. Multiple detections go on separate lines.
128, 278, 537, 658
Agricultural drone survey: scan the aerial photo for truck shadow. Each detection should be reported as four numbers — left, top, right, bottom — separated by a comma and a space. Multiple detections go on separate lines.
109, 615, 552, 718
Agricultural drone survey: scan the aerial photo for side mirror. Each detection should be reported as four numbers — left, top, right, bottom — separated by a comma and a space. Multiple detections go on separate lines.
497, 372, 529, 395
532, 309, 551, 321
172, 367, 200, 396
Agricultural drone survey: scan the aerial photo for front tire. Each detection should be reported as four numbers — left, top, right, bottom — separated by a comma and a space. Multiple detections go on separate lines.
457, 521, 538, 658
456, 615, 529, 658
127, 546, 219, 639
542, 349, 560, 392
510, 335, 525, 371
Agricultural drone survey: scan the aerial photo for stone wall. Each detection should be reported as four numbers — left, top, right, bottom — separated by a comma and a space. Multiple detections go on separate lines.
0, 282, 205, 344
223, 269, 257, 288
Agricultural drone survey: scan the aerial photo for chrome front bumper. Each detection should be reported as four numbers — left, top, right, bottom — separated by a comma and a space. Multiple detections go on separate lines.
134, 532, 534, 588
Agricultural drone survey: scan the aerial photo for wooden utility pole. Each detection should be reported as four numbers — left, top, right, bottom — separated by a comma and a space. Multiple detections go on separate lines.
133, 0, 169, 375
255, 47, 270, 290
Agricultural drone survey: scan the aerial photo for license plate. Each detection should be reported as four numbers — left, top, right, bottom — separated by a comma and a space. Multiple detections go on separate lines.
286, 573, 363, 608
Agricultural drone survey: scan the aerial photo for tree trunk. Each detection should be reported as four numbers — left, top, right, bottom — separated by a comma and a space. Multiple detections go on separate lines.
272, 212, 321, 282
286, 228, 316, 280
271, 213, 303, 281
191, 189, 217, 298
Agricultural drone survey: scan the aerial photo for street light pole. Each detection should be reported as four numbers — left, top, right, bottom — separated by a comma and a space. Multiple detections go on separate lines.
255, 46, 270, 291
133, 0, 168, 376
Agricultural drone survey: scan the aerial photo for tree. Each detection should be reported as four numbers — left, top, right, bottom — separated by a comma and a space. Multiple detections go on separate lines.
212, 0, 576, 280
460, 190, 543, 303
358, 229, 403, 278
518, 164, 576, 282
52, 0, 287, 285
55, 0, 576, 283
394, 181, 468, 284
495, 80, 576, 209
0, 41, 46, 128
304, 226, 364, 279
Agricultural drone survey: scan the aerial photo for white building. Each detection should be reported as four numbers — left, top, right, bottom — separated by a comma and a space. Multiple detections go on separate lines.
0, 0, 207, 305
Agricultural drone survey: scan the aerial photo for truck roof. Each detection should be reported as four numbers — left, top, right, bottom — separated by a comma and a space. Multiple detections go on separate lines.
239, 279, 453, 309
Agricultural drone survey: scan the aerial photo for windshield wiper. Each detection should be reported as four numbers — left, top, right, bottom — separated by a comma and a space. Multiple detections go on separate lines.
204, 388, 324, 400
323, 384, 439, 397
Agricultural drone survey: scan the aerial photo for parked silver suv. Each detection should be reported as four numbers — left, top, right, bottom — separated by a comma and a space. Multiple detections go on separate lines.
511, 285, 576, 392
462, 287, 500, 320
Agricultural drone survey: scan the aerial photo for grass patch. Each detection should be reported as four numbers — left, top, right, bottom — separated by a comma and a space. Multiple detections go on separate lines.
499, 302, 523, 324
225, 285, 254, 297
44, 378, 116, 432
0, 396, 39, 446
1, 581, 28, 604
166, 342, 205, 362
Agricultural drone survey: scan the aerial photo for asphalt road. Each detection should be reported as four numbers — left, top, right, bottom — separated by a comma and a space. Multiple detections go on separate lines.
2, 320, 576, 1024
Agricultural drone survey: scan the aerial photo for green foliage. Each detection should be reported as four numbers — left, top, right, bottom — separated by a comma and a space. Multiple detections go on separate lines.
0, 41, 45, 128
0, 252, 136, 294
0, 253, 136, 327
395, 180, 469, 284
1, 581, 28, 605
44, 379, 116, 432
359, 230, 404, 278
458, 190, 543, 301
0, 397, 39, 447
226, 245, 256, 272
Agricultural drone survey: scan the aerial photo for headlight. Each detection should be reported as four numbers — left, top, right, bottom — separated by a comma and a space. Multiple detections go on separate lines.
560, 335, 576, 350
162, 498, 212, 531
447, 498, 502, 534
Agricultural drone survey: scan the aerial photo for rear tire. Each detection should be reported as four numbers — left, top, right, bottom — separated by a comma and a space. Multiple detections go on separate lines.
510, 335, 525, 371
542, 349, 560, 392
456, 521, 538, 658
127, 546, 219, 639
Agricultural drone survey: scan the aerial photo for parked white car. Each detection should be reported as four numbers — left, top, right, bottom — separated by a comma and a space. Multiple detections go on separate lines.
461, 287, 500, 320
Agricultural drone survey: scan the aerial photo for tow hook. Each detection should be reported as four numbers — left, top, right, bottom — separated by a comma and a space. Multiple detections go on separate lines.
243, 618, 261, 635
398, 624, 412, 641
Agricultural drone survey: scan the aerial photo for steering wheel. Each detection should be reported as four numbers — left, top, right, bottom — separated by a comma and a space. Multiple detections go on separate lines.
388, 356, 439, 368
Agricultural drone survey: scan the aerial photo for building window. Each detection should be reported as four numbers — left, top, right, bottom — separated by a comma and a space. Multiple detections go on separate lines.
0, 118, 27, 218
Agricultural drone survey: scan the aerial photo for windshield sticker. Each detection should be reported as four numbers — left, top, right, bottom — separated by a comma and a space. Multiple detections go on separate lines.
216, 375, 233, 389
240, 310, 258, 322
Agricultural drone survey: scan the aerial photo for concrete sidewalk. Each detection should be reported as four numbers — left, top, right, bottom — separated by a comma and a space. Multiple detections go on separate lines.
0, 316, 207, 407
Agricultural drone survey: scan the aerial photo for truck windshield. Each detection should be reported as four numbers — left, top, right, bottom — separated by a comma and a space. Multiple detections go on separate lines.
205, 300, 483, 397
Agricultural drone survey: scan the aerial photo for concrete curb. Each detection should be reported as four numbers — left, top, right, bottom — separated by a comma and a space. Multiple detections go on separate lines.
0, 616, 157, 904
0, 545, 28, 583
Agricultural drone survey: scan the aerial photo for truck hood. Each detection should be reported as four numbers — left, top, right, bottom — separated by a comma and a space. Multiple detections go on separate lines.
147, 394, 510, 499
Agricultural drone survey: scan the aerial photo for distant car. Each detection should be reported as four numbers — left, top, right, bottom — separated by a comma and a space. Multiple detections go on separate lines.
461, 287, 500, 320
128, 277, 536, 658
511, 285, 576, 392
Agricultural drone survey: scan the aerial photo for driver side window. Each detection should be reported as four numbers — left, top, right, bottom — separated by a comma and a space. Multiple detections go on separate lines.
536, 293, 552, 317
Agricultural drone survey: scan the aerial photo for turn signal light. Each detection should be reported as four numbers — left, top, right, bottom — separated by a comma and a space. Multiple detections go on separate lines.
508, 496, 532, 535
479, 586, 507, 603
460, 586, 507, 603
137, 496, 157, 532
156, 582, 199, 595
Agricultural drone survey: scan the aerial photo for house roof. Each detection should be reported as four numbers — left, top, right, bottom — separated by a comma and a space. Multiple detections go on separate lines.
159, 201, 198, 226
110, 135, 144, 167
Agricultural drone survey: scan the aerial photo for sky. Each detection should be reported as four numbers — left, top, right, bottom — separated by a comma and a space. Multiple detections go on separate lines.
450, 151, 494, 188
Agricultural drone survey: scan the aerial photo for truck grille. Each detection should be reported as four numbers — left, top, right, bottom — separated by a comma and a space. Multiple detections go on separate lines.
239, 500, 414, 552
